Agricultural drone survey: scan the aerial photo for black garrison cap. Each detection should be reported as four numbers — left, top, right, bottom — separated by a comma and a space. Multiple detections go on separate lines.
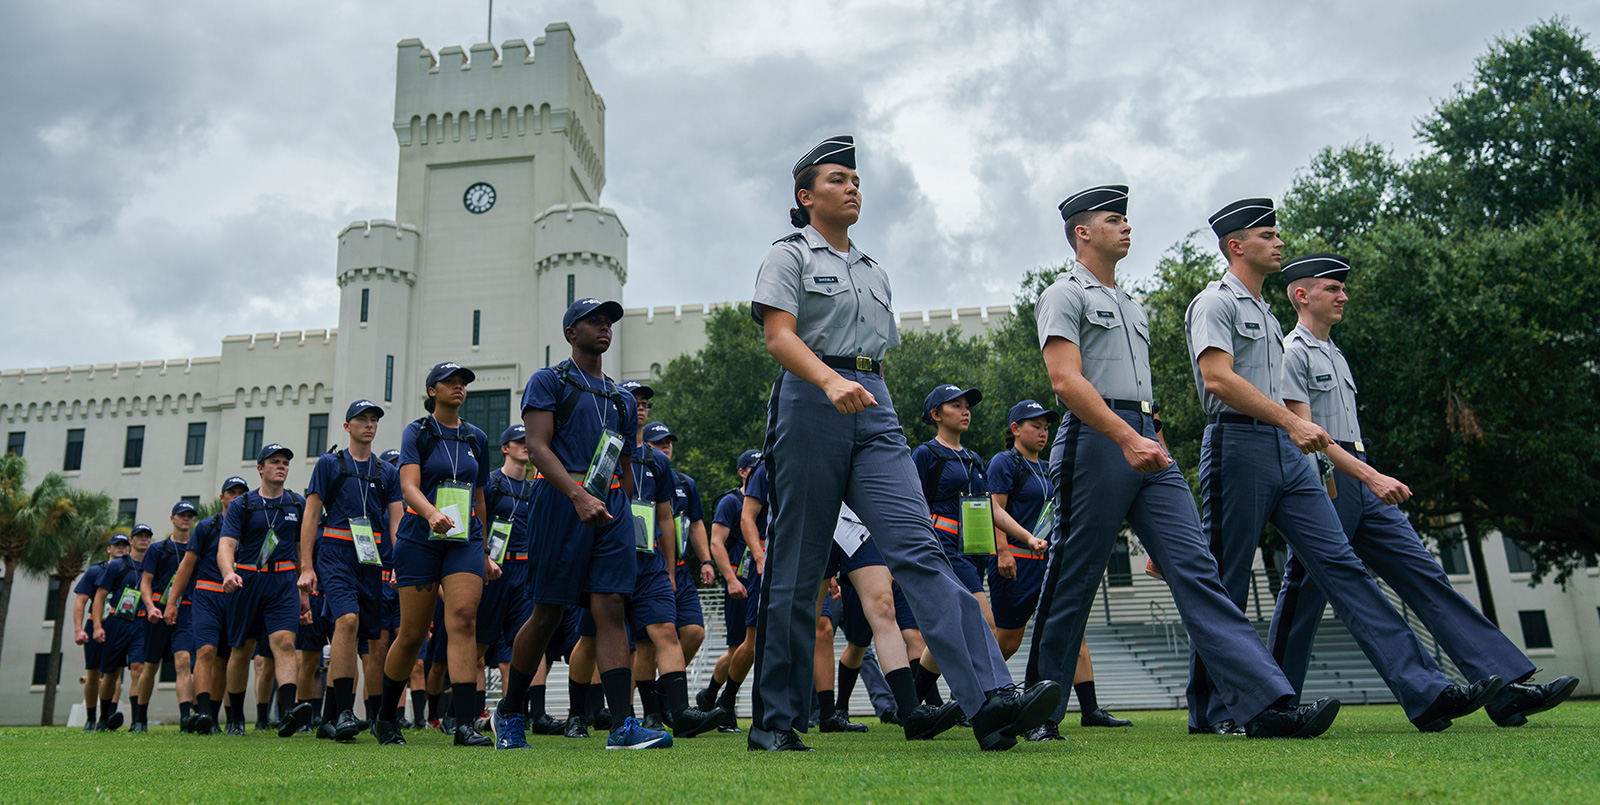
793, 135, 855, 176
1209, 198, 1277, 238
1058, 184, 1129, 222
1281, 253, 1351, 284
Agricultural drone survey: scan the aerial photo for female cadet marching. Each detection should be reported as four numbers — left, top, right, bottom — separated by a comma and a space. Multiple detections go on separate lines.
748, 135, 1059, 752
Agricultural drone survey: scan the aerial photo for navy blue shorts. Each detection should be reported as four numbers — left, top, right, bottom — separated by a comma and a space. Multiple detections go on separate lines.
944, 549, 987, 595
577, 609, 638, 652
189, 586, 230, 651
546, 606, 583, 665
381, 578, 400, 633
840, 583, 873, 647
987, 553, 1047, 631
317, 535, 383, 640
626, 550, 677, 640
394, 516, 486, 586
296, 596, 331, 652
225, 570, 302, 648
424, 597, 449, 666
827, 536, 888, 578
744, 571, 762, 629
139, 604, 193, 663
892, 583, 918, 632
724, 581, 750, 648
98, 616, 144, 672
83, 623, 103, 671
671, 563, 705, 629
476, 560, 532, 647
527, 483, 634, 606
488, 638, 512, 666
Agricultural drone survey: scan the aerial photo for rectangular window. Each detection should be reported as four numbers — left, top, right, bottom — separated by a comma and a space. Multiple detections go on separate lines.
63, 429, 84, 472
159, 660, 177, 684
544, 345, 550, 367
1438, 539, 1469, 576
31, 653, 60, 687
242, 417, 264, 461
43, 579, 61, 622
1502, 536, 1537, 574
6, 431, 23, 456
307, 414, 329, 457
181, 495, 200, 509
360, 288, 370, 323
185, 422, 207, 466
472, 309, 481, 346
1517, 610, 1553, 650
123, 425, 145, 469
384, 356, 394, 403
566, 274, 575, 306
118, 498, 138, 526
1106, 535, 1133, 587
461, 390, 510, 444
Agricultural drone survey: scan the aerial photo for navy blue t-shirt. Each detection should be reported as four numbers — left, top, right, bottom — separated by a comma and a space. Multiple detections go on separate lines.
98, 554, 147, 617
397, 417, 491, 544
631, 444, 676, 558
220, 489, 305, 569
484, 469, 535, 559
986, 449, 1050, 548
143, 538, 190, 604
712, 491, 746, 571
520, 360, 639, 473
75, 562, 107, 624
743, 464, 771, 545
306, 449, 403, 537
671, 471, 706, 524
912, 442, 987, 554
187, 514, 226, 583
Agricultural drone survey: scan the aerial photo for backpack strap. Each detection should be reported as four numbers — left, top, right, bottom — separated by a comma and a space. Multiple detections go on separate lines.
552, 360, 628, 434
918, 449, 952, 503
1007, 449, 1031, 501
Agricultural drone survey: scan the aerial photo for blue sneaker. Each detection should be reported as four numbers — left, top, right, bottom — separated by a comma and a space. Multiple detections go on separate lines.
606, 716, 673, 750
494, 709, 530, 750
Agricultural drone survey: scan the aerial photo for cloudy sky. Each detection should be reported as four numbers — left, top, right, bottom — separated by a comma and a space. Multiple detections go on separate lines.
2, 0, 1595, 370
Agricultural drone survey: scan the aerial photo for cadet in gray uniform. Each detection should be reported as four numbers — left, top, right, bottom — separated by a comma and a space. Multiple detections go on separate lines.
1186, 198, 1503, 733
1267, 253, 1579, 726
749, 135, 1058, 752
1028, 185, 1337, 739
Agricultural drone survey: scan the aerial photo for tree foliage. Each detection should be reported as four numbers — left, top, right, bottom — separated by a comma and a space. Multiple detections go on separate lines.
21, 481, 117, 725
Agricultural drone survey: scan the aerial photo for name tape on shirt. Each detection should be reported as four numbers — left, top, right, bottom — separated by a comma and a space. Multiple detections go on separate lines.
813, 276, 840, 284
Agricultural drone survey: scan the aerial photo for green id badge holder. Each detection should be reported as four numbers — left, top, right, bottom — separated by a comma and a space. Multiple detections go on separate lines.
631, 501, 656, 552
258, 532, 280, 566
584, 429, 625, 501
678, 515, 690, 556
488, 519, 512, 563
115, 587, 140, 620
350, 517, 382, 566
161, 575, 177, 608
960, 496, 996, 555
1032, 499, 1058, 544
432, 482, 473, 541
736, 550, 755, 578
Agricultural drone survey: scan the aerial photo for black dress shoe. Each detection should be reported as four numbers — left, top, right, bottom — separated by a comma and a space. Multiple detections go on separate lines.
178, 714, 194, 734
1189, 719, 1244, 735
1412, 676, 1503, 733
972, 682, 1062, 752
316, 721, 337, 740
129, 722, 147, 734
373, 718, 406, 745
904, 702, 963, 741
331, 710, 362, 741
819, 713, 868, 733
641, 713, 666, 732
254, 718, 272, 732
226, 720, 246, 736
563, 715, 589, 738
747, 727, 812, 751
1081, 708, 1132, 728
208, 723, 223, 735
439, 716, 457, 734
454, 724, 493, 747
879, 708, 901, 726
1025, 721, 1067, 742
107, 711, 125, 731
83, 720, 97, 733
696, 688, 716, 712
717, 723, 742, 733
1485, 675, 1579, 727
1244, 697, 1340, 738
528, 713, 565, 735
192, 712, 214, 735
277, 701, 316, 738
671, 706, 728, 739
592, 708, 612, 731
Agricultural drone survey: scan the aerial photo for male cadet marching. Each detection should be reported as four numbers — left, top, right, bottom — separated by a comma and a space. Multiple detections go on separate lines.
136, 502, 200, 729
1027, 185, 1336, 738
90, 531, 144, 731
219, 443, 315, 737
73, 538, 122, 731
1185, 198, 1503, 732
1268, 254, 1579, 726
170, 476, 251, 733
299, 400, 403, 741
492, 298, 673, 750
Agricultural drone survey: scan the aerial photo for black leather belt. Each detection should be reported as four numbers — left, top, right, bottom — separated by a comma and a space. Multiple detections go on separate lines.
1104, 398, 1155, 414
1207, 413, 1267, 426
820, 355, 883, 375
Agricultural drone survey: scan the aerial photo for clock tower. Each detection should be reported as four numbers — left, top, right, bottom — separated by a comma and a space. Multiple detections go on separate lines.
332, 23, 628, 433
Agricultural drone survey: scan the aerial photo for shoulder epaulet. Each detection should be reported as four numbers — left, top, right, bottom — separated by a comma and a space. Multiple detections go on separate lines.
773, 232, 806, 245
859, 252, 877, 266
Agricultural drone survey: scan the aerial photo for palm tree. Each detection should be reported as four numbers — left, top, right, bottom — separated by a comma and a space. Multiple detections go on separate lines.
20, 481, 115, 726
0, 453, 33, 666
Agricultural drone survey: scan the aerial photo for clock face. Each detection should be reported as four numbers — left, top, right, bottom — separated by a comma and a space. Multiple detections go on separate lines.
463, 182, 496, 214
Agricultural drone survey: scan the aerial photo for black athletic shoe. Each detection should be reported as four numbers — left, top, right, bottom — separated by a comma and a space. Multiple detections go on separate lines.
226, 720, 246, 736
527, 713, 565, 735
1412, 676, 1504, 733
1244, 697, 1340, 739
819, 714, 868, 733
1081, 708, 1132, 728
592, 708, 612, 731
1025, 721, 1067, 742
129, 722, 147, 734
107, 711, 125, 731
277, 702, 316, 738
331, 710, 362, 741
641, 713, 666, 732
563, 715, 589, 739
373, 719, 406, 746
1485, 675, 1579, 727
972, 681, 1062, 752
747, 727, 812, 752
1189, 719, 1244, 735
671, 706, 728, 739
903, 702, 963, 741
454, 724, 493, 747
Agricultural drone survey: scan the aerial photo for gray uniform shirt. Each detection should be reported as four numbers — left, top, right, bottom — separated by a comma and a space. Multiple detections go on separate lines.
1185, 271, 1284, 415
751, 226, 900, 360
1282, 323, 1363, 443
1034, 263, 1153, 403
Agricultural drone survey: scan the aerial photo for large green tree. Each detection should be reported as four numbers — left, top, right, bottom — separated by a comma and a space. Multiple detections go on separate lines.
0, 453, 32, 665
21, 480, 116, 726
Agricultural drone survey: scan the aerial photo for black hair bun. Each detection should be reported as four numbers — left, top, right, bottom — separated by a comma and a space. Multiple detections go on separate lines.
790, 207, 808, 228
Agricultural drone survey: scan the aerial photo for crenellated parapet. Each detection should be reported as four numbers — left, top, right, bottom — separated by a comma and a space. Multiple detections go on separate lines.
532, 203, 628, 284
336, 219, 420, 287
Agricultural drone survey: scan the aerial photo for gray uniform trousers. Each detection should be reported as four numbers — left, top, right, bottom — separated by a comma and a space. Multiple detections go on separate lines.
754, 369, 1012, 733
1267, 455, 1534, 700
1190, 421, 1452, 726
1026, 411, 1296, 725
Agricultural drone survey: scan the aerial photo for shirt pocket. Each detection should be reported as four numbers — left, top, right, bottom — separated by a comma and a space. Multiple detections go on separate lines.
869, 285, 893, 313
1087, 308, 1123, 329
1235, 318, 1266, 341
1132, 317, 1150, 343
1308, 372, 1337, 393
803, 274, 849, 297
1343, 373, 1358, 396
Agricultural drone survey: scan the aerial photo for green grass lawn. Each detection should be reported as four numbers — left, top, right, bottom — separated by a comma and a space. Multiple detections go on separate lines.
0, 701, 1595, 804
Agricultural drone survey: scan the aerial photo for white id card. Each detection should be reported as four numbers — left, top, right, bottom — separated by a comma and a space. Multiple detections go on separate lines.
433, 482, 472, 541
257, 532, 280, 566
833, 504, 869, 557
115, 587, 140, 620
584, 429, 625, 500
488, 519, 512, 563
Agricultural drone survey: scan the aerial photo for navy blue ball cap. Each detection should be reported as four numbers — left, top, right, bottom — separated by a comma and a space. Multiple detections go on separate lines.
562, 298, 625, 330
643, 422, 675, 443
171, 501, 197, 516
379, 449, 401, 466
109, 533, 130, 545
619, 380, 654, 401
221, 476, 250, 493
1281, 253, 1351, 284
922, 384, 982, 424
737, 449, 763, 470
345, 399, 384, 421
1209, 197, 1277, 238
256, 443, 294, 463
1008, 399, 1061, 427
425, 361, 476, 388
131, 523, 154, 537
499, 424, 526, 445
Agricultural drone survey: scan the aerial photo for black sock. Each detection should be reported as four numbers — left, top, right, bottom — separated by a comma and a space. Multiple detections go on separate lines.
409, 690, 426, 723
1075, 681, 1098, 713
87, 704, 98, 723
716, 678, 742, 713
209, 697, 223, 721
276, 684, 299, 723
636, 678, 659, 718
838, 662, 861, 716
256, 702, 271, 724
379, 675, 406, 722
133, 701, 148, 724
365, 694, 380, 722
912, 659, 941, 704
499, 663, 536, 715
886, 667, 919, 717
130, 694, 140, 707
818, 689, 836, 722
585, 683, 605, 720
439, 689, 453, 721
452, 682, 477, 727
475, 688, 487, 716
333, 677, 356, 714
179, 701, 192, 720
659, 671, 690, 721
321, 688, 339, 722
705, 677, 724, 701
600, 668, 633, 724
569, 681, 588, 719
228, 692, 245, 723
529, 684, 547, 718
427, 693, 441, 721
99, 698, 115, 720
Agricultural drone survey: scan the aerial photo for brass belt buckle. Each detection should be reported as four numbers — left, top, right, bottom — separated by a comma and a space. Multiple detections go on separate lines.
855, 356, 872, 372
1353, 440, 1365, 453
1140, 400, 1153, 414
